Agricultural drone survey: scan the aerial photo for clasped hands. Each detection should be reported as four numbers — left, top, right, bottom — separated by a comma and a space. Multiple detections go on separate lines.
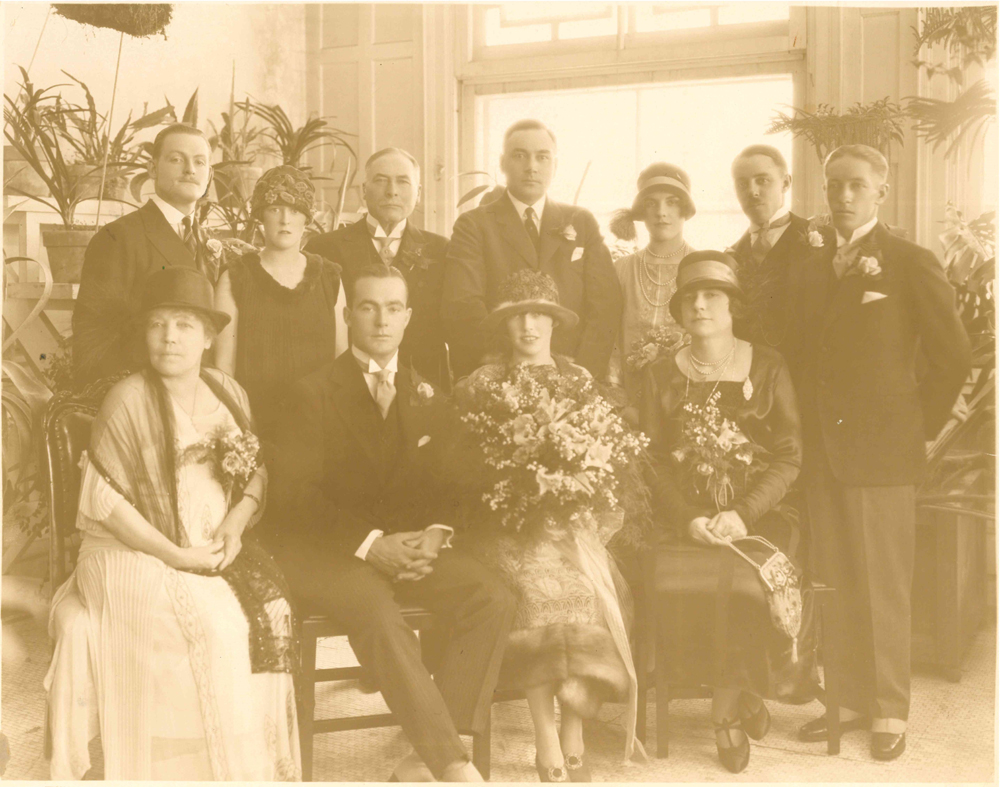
689, 510, 747, 547
367, 528, 448, 582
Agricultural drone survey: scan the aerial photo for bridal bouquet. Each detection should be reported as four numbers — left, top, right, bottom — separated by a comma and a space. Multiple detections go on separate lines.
208, 427, 261, 499
672, 390, 763, 510
626, 325, 686, 372
461, 365, 648, 536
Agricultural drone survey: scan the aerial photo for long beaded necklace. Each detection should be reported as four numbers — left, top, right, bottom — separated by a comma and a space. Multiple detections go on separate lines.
637, 248, 681, 307
684, 343, 737, 402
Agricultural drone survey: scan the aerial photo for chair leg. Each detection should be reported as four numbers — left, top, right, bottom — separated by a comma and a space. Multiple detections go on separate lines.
635, 626, 648, 746
817, 589, 841, 756
654, 649, 669, 758
299, 634, 318, 781
472, 715, 492, 782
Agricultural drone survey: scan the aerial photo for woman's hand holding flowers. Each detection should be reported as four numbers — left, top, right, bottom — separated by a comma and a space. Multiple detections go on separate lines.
707, 510, 747, 541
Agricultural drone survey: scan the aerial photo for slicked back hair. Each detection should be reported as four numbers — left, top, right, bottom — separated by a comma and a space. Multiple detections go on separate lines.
365, 147, 421, 183
502, 119, 557, 152
151, 123, 211, 162
824, 144, 889, 182
732, 144, 789, 176
347, 263, 409, 307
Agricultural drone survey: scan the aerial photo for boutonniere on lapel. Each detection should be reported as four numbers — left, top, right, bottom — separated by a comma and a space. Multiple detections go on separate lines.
798, 216, 830, 249
397, 243, 432, 272
409, 376, 436, 407
849, 254, 883, 280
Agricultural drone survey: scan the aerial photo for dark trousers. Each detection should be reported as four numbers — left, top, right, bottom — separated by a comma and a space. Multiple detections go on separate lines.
278, 546, 515, 777
805, 455, 915, 721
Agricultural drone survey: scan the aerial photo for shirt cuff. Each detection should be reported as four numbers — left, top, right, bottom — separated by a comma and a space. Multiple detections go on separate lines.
355, 529, 384, 561
426, 524, 454, 549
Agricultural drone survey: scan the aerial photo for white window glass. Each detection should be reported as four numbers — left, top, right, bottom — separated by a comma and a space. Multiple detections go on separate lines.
501, 3, 607, 24
558, 13, 617, 40
475, 74, 795, 251
485, 7, 551, 46
635, 4, 713, 33
718, 3, 790, 25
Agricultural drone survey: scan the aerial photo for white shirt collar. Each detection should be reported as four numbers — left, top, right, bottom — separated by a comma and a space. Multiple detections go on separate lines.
351, 344, 399, 374
837, 214, 879, 247
149, 194, 194, 229
366, 212, 407, 241
507, 191, 546, 224
749, 204, 790, 234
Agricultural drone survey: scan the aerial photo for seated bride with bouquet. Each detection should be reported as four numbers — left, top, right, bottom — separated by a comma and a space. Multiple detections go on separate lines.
455, 271, 649, 783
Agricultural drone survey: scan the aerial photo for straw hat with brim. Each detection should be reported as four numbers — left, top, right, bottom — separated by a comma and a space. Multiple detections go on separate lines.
668, 250, 743, 323
482, 270, 580, 335
141, 267, 231, 333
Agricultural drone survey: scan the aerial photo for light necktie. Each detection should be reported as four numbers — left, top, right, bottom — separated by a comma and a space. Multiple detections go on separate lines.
832, 240, 863, 279
374, 367, 396, 419
524, 206, 540, 251
751, 212, 791, 263
376, 236, 395, 264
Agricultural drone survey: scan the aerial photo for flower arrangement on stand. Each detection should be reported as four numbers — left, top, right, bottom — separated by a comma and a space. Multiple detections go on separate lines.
460, 364, 648, 539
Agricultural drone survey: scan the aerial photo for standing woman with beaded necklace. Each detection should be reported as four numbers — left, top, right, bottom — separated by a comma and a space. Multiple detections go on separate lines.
608, 164, 696, 418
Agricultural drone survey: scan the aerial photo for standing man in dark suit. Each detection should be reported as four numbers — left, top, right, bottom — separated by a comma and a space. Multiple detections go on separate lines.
789, 145, 971, 760
269, 264, 514, 782
72, 124, 214, 386
442, 119, 622, 378
729, 144, 819, 355
305, 148, 450, 387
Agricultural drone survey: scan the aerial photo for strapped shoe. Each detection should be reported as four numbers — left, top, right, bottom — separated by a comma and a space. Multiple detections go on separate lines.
738, 693, 771, 741
713, 717, 750, 774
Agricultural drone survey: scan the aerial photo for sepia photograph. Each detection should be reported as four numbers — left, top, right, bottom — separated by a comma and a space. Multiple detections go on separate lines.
1, 0, 996, 782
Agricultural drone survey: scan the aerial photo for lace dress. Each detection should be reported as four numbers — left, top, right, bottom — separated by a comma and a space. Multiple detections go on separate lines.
44, 395, 301, 781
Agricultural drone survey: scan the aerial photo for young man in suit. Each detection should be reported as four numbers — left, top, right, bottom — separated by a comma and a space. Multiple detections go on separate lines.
789, 145, 971, 761
305, 148, 450, 387
729, 144, 815, 355
442, 119, 622, 378
72, 124, 214, 386
269, 264, 515, 782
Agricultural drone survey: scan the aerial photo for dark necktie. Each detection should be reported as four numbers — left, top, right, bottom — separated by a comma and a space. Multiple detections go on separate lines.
524, 206, 540, 251
181, 216, 198, 259
751, 212, 792, 263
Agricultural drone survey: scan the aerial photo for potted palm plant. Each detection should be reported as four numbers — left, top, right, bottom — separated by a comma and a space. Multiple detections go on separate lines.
3, 67, 56, 199
209, 95, 265, 225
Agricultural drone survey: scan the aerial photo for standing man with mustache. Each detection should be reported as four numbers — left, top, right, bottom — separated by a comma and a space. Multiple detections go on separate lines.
73, 124, 215, 386
441, 119, 622, 378
306, 147, 450, 388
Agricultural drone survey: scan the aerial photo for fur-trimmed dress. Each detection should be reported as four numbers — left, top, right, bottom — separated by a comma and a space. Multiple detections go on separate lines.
458, 358, 639, 754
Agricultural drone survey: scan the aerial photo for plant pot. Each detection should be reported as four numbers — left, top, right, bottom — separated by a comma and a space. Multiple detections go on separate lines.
4, 144, 50, 198
41, 225, 97, 283
69, 164, 129, 202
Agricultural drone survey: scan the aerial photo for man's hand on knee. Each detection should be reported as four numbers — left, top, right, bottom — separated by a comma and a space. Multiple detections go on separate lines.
367, 531, 437, 579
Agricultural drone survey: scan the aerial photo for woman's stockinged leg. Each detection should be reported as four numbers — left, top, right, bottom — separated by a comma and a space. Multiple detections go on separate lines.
711, 686, 745, 746
526, 684, 564, 769
558, 704, 584, 758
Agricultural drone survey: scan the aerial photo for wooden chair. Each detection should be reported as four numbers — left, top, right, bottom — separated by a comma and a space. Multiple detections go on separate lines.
636, 547, 844, 757
297, 610, 493, 781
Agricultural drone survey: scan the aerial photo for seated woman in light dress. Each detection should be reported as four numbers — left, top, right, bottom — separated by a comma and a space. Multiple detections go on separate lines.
45, 267, 300, 781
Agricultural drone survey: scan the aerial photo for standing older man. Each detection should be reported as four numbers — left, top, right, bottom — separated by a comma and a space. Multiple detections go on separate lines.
787, 145, 970, 761
442, 119, 621, 378
73, 123, 214, 386
728, 144, 815, 356
306, 147, 449, 387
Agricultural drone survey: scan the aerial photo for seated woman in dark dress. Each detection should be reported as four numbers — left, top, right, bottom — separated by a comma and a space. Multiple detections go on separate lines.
215, 165, 348, 444
640, 251, 817, 774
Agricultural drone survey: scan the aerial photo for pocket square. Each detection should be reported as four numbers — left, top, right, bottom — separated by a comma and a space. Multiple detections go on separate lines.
862, 291, 888, 304
418, 435, 431, 447
571, 247, 584, 262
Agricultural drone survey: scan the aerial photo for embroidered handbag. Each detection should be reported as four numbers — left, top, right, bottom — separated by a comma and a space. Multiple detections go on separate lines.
725, 535, 803, 661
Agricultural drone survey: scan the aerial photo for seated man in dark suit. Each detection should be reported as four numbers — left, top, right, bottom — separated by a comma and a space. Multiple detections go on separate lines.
305, 147, 450, 388
73, 123, 214, 386
441, 119, 622, 379
269, 263, 515, 782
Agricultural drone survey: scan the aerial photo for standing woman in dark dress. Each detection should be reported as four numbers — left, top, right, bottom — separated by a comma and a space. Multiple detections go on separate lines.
640, 251, 817, 774
215, 165, 348, 443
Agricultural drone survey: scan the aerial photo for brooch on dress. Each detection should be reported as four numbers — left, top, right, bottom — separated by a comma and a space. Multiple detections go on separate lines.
742, 377, 754, 401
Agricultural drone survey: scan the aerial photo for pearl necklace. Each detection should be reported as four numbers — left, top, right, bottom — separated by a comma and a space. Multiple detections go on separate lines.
689, 340, 737, 375
645, 244, 685, 260
637, 250, 679, 308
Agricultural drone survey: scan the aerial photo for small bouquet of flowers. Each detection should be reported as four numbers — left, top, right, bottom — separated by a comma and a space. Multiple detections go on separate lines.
208, 427, 262, 500
461, 365, 648, 537
626, 325, 687, 372
204, 236, 259, 278
671, 390, 763, 510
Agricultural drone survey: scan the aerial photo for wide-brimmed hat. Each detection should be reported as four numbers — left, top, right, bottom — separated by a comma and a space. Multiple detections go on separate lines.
250, 164, 316, 220
668, 250, 743, 323
141, 267, 231, 332
630, 162, 696, 219
482, 270, 579, 335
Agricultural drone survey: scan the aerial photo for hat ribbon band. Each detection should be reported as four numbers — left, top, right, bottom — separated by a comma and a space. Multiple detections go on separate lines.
676, 259, 740, 289
640, 175, 689, 193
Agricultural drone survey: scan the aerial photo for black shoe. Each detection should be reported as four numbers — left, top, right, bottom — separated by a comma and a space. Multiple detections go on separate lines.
871, 731, 906, 761
564, 754, 591, 782
713, 717, 750, 774
738, 693, 771, 741
799, 713, 870, 742
535, 757, 569, 782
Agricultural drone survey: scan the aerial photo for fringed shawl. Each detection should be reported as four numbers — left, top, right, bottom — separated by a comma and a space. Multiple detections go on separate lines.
88, 368, 298, 674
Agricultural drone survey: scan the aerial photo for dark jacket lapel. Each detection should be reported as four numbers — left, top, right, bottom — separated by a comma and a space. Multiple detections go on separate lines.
345, 219, 382, 268
767, 213, 810, 261
538, 200, 567, 271
489, 191, 539, 269
396, 224, 430, 270
328, 352, 382, 466
140, 200, 197, 269
818, 223, 881, 338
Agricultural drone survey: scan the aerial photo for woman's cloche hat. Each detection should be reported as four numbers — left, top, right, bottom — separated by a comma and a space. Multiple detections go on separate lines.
142, 267, 231, 332
482, 270, 580, 335
668, 250, 744, 323
250, 164, 316, 221
610, 162, 696, 240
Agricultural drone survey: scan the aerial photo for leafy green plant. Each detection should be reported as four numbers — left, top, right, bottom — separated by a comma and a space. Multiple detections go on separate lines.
906, 79, 997, 159
208, 99, 264, 165
911, 6, 997, 78
766, 98, 907, 162
247, 100, 356, 170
